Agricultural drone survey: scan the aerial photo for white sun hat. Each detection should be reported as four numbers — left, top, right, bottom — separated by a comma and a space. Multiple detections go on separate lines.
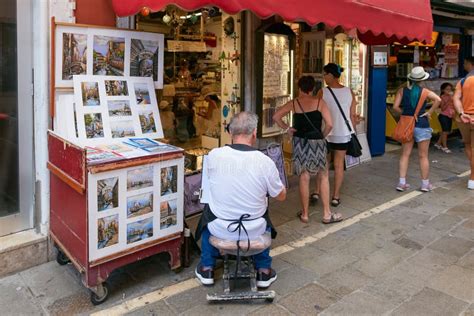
407, 66, 430, 81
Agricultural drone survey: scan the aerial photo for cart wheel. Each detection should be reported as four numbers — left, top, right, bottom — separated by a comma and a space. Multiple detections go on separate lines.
56, 250, 70, 266
90, 283, 109, 306
266, 297, 274, 303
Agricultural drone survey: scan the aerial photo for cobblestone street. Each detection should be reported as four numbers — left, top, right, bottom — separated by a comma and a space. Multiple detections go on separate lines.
1, 142, 473, 315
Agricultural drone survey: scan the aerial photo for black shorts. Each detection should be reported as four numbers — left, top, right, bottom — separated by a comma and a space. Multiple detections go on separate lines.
438, 114, 452, 132
327, 141, 350, 151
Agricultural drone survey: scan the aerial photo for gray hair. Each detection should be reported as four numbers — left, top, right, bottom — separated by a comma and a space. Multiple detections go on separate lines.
228, 111, 258, 136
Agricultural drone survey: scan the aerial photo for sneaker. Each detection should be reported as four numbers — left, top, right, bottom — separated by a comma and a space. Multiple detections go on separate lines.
468, 180, 474, 190
420, 182, 433, 192
396, 183, 410, 192
256, 269, 277, 288
195, 265, 214, 285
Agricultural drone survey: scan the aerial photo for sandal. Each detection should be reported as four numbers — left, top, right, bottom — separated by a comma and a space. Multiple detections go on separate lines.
322, 213, 343, 225
297, 211, 309, 224
331, 197, 341, 207
441, 147, 452, 154
310, 193, 319, 203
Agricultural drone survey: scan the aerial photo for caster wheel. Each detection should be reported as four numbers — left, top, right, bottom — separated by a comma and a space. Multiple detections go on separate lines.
90, 283, 109, 306
266, 297, 274, 303
56, 250, 70, 266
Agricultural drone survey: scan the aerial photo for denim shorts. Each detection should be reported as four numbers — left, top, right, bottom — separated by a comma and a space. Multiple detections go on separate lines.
414, 127, 433, 143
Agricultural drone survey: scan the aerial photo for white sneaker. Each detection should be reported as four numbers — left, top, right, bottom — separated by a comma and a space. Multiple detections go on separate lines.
468, 180, 474, 190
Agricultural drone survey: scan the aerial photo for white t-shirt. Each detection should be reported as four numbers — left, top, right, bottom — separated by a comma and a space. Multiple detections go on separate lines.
323, 87, 354, 144
206, 145, 284, 241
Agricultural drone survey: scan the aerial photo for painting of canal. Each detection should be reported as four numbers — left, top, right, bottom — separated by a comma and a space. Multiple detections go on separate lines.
160, 200, 177, 229
108, 100, 132, 117
127, 192, 153, 218
81, 82, 100, 106
134, 83, 151, 105
110, 120, 135, 138
127, 217, 153, 244
97, 214, 119, 249
139, 110, 157, 134
130, 39, 159, 81
105, 80, 129, 96
127, 166, 153, 191
93, 35, 125, 76
62, 33, 87, 80
84, 113, 104, 138
97, 177, 119, 211
161, 166, 177, 196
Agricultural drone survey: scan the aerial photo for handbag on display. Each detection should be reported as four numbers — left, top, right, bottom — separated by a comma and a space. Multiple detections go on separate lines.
327, 87, 362, 157
294, 99, 324, 140
392, 88, 429, 143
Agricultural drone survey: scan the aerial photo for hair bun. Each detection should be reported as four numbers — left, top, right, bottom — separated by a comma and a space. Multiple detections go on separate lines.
339, 67, 345, 73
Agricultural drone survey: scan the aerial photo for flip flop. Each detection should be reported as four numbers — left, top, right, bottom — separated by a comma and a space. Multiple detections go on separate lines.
331, 198, 341, 207
297, 211, 309, 224
322, 213, 343, 225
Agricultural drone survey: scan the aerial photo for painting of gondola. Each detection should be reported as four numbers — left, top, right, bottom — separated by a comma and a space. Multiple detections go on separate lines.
160, 200, 177, 229
105, 80, 128, 96
81, 82, 100, 106
127, 192, 153, 218
93, 35, 125, 76
62, 33, 87, 80
97, 177, 119, 211
127, 166, 153, 191
130, 39, 159, 81
139, 110, 157, 134
127, 217, 153, 244
110, 120, 135, 138
97, 214, 119, 249
84, 113, 104, 138
161, 166, 177, 196
134, 83, 151, 105
108, 100, 132, 117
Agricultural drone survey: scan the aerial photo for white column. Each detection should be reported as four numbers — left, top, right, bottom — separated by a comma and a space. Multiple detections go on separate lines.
33, 0, 51, 234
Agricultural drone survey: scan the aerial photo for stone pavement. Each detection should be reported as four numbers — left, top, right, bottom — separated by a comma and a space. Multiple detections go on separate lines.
1, 141, 473, 315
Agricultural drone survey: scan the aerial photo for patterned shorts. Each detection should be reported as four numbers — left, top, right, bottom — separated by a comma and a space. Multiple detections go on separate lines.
292, 137, 327, 176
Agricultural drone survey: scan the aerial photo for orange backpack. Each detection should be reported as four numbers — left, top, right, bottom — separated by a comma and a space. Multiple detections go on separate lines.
392, 88, 429, 143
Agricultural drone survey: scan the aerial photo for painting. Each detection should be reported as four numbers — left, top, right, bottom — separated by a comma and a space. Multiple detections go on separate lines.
127, 166, 153, 191
138, 110, 157, 134
62, 33, 87, 80
127, 217, 153, 244
81, 82, 100, 106
105, 80, 129, 96
130, 39, 159, 81
97, 214, 119, 249
127, 192, 153, 218
84, 113, 104, 138
108, 100, 132, 117
260, 144, 288, 188
134, 83, 151, 105
97, 177, 119, 211
93, 35, 125, 76
160, 200, 177, 229
110, 120, 135, 138
161, 166, 177, 196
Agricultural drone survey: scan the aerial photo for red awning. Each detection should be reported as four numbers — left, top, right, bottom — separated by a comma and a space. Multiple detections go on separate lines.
111, 0, 433, 43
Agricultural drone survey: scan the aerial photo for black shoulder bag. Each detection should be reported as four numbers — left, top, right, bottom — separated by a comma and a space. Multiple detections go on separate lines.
294, 99, 324, 140
326, 87, 362, 157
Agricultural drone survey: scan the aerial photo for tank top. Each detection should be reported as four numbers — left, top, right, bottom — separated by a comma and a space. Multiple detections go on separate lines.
323, 87, 353, 143
401, 87, 429, 128
292, 99, 323, 139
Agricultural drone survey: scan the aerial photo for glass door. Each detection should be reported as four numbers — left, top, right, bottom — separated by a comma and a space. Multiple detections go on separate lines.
0, 0, 33, 236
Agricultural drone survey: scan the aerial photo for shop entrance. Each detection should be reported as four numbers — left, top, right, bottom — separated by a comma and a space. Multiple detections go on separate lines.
0, 0, 34, 236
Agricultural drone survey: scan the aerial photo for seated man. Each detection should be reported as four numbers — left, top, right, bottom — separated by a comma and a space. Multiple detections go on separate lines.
195, 111, 286, 288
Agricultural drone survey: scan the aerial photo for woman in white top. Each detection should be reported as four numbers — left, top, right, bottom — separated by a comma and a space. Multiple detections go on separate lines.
313, 63, 358, 207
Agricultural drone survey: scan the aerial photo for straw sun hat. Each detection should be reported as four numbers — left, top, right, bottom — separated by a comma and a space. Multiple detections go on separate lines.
407, 66, 430, 81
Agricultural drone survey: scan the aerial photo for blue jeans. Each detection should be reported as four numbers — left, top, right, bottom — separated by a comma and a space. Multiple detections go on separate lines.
200, 226, 272, 269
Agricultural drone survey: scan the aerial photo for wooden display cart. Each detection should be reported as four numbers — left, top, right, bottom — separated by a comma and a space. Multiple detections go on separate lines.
48, 132, 185, 305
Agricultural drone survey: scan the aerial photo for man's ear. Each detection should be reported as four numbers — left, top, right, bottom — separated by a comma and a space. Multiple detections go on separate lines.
253, 129, 257, 138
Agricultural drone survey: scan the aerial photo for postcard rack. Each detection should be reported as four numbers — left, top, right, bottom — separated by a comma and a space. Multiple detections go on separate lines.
48, 20, 184, 305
